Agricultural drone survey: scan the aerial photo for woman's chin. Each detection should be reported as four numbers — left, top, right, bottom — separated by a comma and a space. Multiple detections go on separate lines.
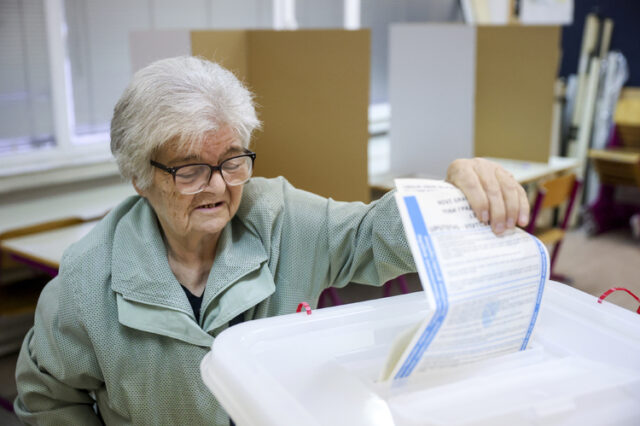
191, 217, 230, 236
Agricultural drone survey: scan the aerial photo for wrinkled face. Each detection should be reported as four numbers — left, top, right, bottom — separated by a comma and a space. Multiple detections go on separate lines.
136, 127, 246, 243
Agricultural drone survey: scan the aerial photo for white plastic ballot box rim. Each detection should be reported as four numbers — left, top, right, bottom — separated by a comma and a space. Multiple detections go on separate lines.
200, 281, 640, 426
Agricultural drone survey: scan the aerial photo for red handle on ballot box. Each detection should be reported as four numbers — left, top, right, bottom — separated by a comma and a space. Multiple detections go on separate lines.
598, 287, 640, 314
296, 302, 312, 315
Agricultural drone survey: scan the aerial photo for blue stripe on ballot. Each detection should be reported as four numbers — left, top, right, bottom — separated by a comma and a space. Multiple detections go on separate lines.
394, 196, 449, 379
520, 237, 547, 350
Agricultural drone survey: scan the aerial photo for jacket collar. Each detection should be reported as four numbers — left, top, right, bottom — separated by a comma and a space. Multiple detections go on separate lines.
111, 198, 190, 313
114, 262, 275, 347
116, 294, 214, 347
111, 198, 274, 342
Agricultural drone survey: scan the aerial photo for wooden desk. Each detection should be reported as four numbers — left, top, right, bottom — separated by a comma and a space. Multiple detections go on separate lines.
1, 221, 98, 276
0, 182, 134, 239
589, 148, 640, 187
0, 183, 132, 378
369, 156, 580, 194
484, 156, 580, 184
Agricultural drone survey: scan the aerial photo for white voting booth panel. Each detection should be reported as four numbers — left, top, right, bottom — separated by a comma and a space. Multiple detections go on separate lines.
388, 25, 560, 179
201, 282, 640, 425
389, 25, 475, 180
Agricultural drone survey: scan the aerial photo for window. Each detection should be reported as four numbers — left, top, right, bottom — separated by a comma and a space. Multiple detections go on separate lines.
296, 0, 343, 28
64, 0, 272, 139
1, 0, 272, 182
0, 0, 54, 155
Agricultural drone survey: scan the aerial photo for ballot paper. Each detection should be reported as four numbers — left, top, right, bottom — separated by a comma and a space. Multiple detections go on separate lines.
380, 179, 549, 381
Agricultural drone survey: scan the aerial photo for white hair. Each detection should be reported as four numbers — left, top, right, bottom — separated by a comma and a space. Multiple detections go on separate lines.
110, 56, 260, 189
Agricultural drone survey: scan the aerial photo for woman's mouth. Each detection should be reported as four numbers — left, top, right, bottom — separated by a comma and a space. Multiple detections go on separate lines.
196, 202, 224, 210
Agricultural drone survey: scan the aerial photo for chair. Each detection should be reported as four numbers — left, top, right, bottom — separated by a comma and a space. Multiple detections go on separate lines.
525, 173, 581, 281
585, 126, 640, 235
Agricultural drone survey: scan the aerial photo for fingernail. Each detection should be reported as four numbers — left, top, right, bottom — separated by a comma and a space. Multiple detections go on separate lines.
482, 211, 489, 223
507, 218, 515, 229
495, 222, 505, 234
519, 212, 529, 225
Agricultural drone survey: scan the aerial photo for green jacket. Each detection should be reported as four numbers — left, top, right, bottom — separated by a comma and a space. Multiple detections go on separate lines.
14, 177, 415, 425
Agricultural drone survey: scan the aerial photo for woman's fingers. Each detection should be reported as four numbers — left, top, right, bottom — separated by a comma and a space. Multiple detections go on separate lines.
473, 159, 507, 234
495, 166, 521, 231
446, 159, 489, 224
517, 183, 530, 227
446, 158, 530, 235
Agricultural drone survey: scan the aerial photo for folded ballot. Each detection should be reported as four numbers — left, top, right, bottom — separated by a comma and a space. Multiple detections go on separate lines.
380, 179, 549, 381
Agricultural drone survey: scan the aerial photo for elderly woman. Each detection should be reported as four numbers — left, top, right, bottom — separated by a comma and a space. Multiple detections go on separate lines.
14, 56, 529, 425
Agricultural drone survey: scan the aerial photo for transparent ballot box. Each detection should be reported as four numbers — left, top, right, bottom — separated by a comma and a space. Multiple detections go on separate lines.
200, 282, 640, 425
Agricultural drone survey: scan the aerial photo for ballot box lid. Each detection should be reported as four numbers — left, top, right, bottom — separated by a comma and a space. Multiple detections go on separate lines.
200, 282, 640, 426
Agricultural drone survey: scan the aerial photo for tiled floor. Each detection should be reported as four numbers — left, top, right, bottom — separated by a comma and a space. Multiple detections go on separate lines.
0, 226, 637, 423
553, 228, 640, 312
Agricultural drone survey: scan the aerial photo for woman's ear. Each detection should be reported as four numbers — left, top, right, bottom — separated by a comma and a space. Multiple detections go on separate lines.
132, 179, 145, 197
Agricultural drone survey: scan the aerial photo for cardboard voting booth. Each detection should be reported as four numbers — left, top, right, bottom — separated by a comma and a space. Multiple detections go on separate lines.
201, 282, 640, 425
389, 24, 561, 178
131, 29, 371, 202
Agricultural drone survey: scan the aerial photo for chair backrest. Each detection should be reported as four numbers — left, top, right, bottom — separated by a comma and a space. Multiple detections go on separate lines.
540, 174, 578, 209
526, 173, 581, 234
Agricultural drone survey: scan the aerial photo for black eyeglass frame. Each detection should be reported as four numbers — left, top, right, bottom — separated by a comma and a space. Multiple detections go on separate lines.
150, 150, 256, 189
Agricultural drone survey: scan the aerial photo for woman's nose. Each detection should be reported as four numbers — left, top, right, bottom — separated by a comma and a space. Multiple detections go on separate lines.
203, 169, 226, 193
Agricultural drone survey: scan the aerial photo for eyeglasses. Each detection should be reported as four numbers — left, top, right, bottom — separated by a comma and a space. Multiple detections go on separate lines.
150, 150, 256, 195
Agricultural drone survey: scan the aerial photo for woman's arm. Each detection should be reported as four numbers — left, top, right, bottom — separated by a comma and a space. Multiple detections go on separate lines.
14, 276, 103, 425
323, 189, 416, 289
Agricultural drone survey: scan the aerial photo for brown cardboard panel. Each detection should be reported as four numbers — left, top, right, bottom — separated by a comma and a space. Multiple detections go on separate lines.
615, 87, 640, 125
247, 30, 370, 202
474, 26, 560, 162
190, 29, 370, 202
191, 31, 250, 83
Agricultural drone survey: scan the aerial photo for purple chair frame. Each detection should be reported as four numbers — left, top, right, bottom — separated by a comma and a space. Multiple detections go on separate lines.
317, 288, 342, 308
317, 275, 411, 308
382, 275, 409, 298
525, 176, 581, 280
